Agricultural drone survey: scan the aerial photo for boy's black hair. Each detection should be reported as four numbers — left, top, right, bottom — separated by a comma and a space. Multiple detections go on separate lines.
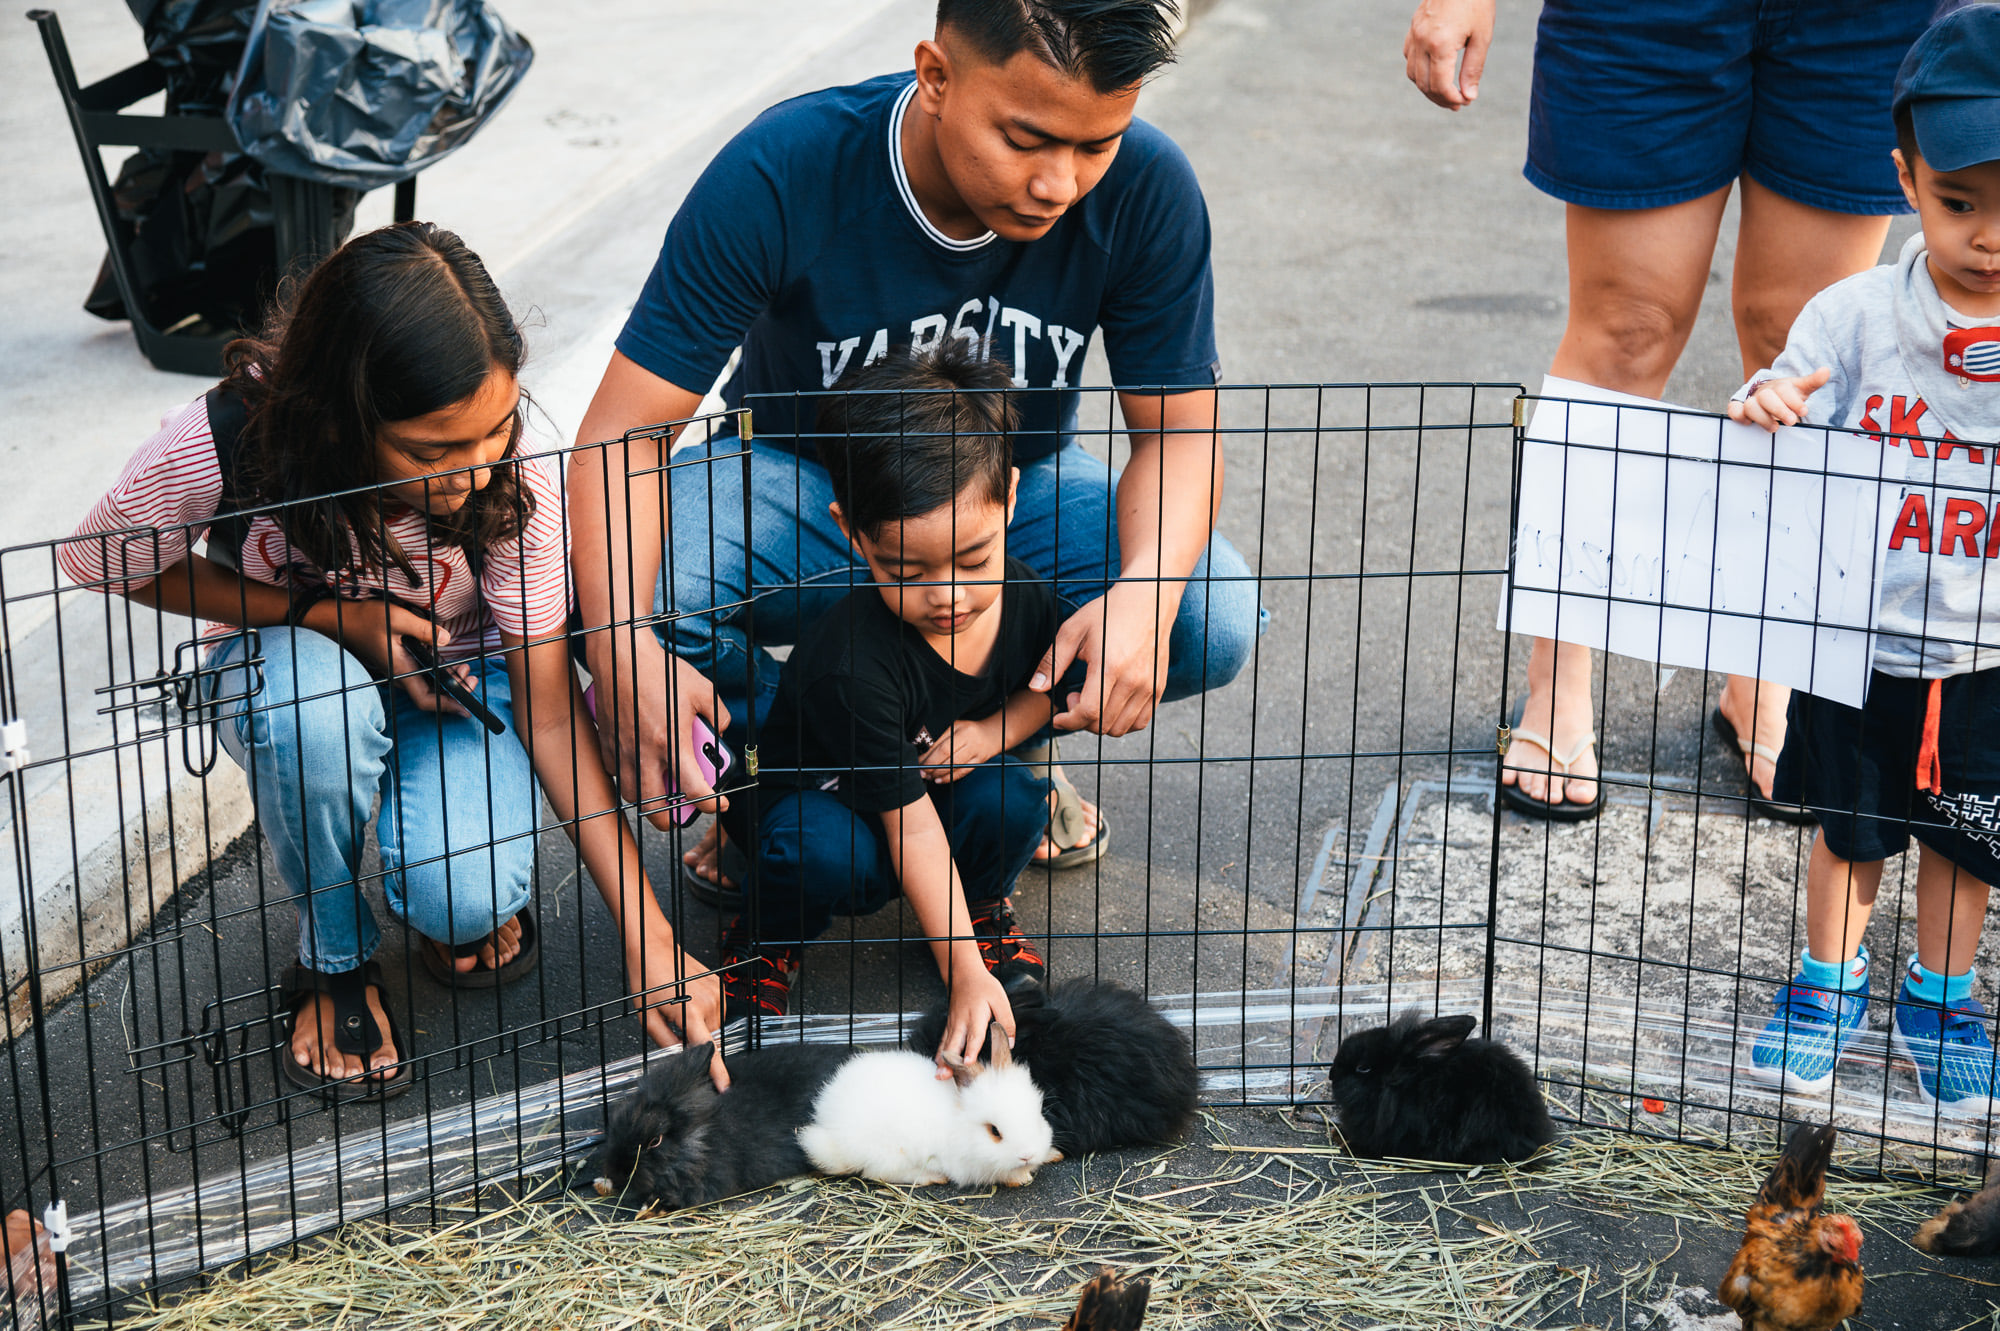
937, 0, 1180, 94
816, 340, 1017, 543
1896, 102, 1920, 170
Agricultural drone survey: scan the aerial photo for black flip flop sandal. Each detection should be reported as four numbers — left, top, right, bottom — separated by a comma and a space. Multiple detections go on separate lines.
279, 962, 414, 1103
1498, 698, 1604, 823
680, 837, 749, 911
1711, 708, 1816, 825
419, 906, 541, 988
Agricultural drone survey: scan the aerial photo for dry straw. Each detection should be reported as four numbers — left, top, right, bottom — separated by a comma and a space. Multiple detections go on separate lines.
94, 1124, 1945, 1330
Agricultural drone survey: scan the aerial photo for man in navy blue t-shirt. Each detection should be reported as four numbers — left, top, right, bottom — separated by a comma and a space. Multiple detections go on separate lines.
570, 0, 1261, 878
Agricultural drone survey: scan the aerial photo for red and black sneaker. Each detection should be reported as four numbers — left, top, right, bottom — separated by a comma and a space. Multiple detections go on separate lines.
967, 897, 1046, 983
718, 917, 801, 1022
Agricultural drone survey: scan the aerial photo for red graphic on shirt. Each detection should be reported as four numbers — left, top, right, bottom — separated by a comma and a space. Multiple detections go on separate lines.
1855, 394, 1979, 461
1944, 327, 2000, 382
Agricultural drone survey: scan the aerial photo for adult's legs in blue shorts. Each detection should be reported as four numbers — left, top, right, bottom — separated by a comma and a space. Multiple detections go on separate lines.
1509, 0, 1925, 820
1507, 187, 1896, 818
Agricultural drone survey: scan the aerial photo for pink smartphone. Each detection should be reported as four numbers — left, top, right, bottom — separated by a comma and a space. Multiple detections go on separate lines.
581, 683, 735, 826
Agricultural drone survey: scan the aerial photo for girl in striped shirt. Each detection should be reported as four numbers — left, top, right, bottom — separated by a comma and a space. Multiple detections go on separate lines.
60, 224, 727, 1100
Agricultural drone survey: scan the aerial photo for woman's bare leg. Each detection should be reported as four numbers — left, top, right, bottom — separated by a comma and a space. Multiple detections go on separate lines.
1509, 189, 1732, 808
1717, 179, 1894, 800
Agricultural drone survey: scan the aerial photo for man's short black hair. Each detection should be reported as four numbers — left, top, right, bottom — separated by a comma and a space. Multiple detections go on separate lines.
937, 0, 1180, 94
816, 339, 1017, 543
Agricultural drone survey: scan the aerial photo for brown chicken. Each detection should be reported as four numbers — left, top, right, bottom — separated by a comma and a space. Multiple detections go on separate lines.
1063, 1267, 1150, 1331
1717, 1123, 1864, 1331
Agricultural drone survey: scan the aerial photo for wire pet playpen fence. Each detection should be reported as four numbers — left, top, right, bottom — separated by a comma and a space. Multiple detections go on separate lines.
0, 380, 1990, 1324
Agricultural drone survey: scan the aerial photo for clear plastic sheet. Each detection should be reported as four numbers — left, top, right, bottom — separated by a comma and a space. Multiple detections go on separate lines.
55, 979, 1993, 1304
225, 0, 534, 189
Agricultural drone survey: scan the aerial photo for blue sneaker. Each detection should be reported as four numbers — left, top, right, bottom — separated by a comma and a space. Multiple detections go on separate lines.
1892, 985, 2000, 1117
1750, 973, 1870, 1093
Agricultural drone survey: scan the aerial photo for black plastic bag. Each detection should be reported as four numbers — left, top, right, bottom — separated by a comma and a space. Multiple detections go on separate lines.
85, 0, 358, 335
127, 0, 259, 114
226, 0, 533, 190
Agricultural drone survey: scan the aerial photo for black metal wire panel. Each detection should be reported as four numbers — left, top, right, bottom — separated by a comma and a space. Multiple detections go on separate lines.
6, 380, 1984, 1322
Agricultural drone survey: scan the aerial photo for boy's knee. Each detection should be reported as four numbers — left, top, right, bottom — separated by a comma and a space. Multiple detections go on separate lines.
993, 759, 1055, 846
759, 802, 881, 895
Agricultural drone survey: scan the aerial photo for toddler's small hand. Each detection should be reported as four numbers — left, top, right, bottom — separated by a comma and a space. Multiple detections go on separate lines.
1728, 367, 1831, 432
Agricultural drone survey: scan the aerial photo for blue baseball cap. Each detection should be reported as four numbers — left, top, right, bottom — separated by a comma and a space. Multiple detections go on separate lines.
1893, 3, 2000, 173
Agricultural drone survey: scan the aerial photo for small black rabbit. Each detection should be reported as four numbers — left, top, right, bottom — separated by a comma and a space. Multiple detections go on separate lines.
910, 975, 1202, 1156
1915, 1159, 2000, 1256
585, 1041, 857, 1210
1327, 1011, 1556, 1165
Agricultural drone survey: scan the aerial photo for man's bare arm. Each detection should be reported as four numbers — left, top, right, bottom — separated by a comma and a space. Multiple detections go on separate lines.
1032, 386, 1223, 736
568, 350, 728, 826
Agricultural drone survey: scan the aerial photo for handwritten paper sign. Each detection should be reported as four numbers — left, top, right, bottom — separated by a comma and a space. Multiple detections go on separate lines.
1501, 376, 1900, 709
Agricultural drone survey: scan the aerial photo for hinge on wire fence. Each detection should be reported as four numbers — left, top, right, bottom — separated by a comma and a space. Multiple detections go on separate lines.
0, 718, 27, 776
1496, 722, 1512, 757
95, 632, 264, 777
1511, 395, 1528, 429
41, 1199, 68, 1253
739, 408, 753, 442
743, 744, 759, 778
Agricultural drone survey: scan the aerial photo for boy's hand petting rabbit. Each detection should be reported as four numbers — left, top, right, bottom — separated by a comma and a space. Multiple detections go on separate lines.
799, 1023, 1060, 1188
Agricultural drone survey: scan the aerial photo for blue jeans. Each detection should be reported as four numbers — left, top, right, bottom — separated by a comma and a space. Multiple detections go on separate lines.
660, 438, 1267, 720
747, 756, 1052, 946
208, 629, 537, 972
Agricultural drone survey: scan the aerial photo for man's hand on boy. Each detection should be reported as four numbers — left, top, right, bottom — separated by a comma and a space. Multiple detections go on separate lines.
1727, 367, 1832, 433
935, 968, 1016, 1079
1034, 581, 1175, 737
921, 716, 1004, 783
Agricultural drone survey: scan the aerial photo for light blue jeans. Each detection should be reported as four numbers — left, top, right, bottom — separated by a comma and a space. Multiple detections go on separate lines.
208, 629, 536, 973
659, 438, 1267, 720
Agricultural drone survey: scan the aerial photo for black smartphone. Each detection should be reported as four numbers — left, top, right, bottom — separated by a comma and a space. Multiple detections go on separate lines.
399, 634, 506, 735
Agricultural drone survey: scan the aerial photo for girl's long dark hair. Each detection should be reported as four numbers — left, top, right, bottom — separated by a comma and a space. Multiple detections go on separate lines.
221, 222, 531, 585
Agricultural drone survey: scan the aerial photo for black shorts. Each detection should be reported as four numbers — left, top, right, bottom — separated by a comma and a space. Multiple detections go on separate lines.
1775, 669, 2000, 884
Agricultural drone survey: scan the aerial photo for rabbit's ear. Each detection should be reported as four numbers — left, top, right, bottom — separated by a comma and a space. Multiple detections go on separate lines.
687, 1042, 715, 1076
1411, 1014, 1477, 1059
940, 1045, 982, 1088
986, 1022, 1014, 1071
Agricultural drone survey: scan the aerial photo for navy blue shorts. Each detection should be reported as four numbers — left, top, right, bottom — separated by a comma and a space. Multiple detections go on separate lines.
1526, 0, 1930, 214
1774, 669, 2000, 884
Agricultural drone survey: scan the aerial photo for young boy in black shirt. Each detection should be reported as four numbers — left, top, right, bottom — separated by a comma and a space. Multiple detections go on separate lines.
719, 341, 1073, 1066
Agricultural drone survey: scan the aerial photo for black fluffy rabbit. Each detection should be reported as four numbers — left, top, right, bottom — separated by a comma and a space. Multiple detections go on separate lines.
585, 1041, 857, 1209
911, 975, 1201, 1155
1327, 1012, 1556, 1165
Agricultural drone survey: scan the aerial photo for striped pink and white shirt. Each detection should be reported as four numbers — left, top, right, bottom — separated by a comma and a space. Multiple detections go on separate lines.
59, 394, 572, 663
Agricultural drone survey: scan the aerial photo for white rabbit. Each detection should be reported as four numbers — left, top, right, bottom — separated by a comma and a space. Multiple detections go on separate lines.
798, 1023, 1061, 1187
